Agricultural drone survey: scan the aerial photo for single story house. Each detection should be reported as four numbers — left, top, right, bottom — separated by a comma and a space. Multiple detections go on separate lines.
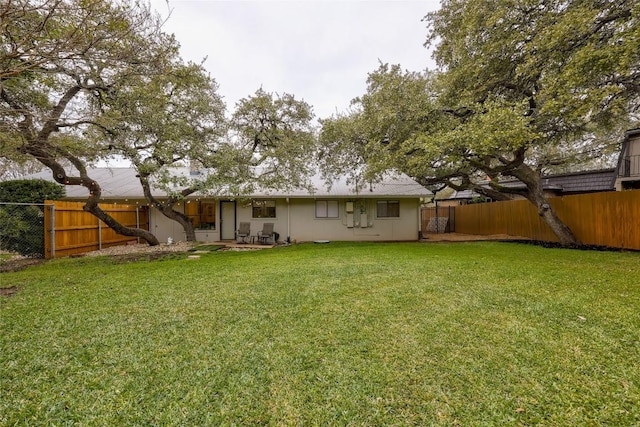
27, 167, 432, 243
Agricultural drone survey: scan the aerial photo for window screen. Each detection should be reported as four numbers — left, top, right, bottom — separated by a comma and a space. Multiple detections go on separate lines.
376, 200, 400, 218
252, 200, 276, 218
316, 200, 339, 218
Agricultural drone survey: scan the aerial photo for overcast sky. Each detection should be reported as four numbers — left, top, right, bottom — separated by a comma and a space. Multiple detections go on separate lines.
149, 0, 441, 121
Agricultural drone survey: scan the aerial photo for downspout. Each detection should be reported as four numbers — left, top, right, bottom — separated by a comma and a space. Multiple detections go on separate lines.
286, 197, 291, 242
136, 206, 140, 244
417, 199, 422, 240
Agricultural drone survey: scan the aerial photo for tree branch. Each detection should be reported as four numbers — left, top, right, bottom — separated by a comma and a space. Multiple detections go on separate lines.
38, 85, 82, 139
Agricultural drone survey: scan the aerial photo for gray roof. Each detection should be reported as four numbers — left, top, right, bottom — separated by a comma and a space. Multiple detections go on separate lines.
24, 167, 432, 200
541, 169, 616, 193
26, 168, 164, 200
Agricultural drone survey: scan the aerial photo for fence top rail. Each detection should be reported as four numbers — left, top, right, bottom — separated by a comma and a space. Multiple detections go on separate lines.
0, 202, 54, 206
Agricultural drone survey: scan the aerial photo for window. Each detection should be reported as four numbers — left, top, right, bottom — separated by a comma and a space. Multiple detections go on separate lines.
252, 200, 276, 218
315, 200, 339, 218
377, 200, 400, 218
185, 201, 216, 229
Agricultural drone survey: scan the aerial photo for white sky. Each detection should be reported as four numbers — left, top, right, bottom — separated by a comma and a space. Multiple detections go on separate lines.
149, 0, 441, 121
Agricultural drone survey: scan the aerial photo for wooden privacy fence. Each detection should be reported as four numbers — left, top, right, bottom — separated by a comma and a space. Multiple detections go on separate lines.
453, 190, 640, 250
44, 200, 149, 259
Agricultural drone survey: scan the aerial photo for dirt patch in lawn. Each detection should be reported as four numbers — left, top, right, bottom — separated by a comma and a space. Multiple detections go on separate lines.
0, 257, 45, 273
0, 285, 19, 297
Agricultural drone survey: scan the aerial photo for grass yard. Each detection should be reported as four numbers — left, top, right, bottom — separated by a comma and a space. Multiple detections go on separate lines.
1, 241, 639, 425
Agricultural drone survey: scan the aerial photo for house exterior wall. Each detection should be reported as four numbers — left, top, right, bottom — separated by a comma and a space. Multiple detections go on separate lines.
291, 198, 419, 242
149, 197, 422, 243
149, 204, 196, 244
629, 134, 640, 157
250, 198, 420, 242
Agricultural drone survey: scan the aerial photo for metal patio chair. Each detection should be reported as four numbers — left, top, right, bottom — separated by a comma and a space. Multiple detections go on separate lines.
236, 222, 251, 243
257, 222, 275, 245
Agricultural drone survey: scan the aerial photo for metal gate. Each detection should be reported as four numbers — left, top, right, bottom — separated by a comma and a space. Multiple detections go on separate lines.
421, 206, 456, 234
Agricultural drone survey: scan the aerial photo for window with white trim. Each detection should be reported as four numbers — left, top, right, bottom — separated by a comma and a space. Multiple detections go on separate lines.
315, 200, 339, 218
376, 200, 400, 218
252, 200, 276, 218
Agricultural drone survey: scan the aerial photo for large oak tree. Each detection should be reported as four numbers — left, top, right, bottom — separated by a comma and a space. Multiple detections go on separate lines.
1, 0, 192, 245
2, 0, 319, 245
95, 58, 229, 242
320, 0, 639, 246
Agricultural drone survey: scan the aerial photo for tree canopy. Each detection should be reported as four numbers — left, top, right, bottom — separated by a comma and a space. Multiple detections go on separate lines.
1, 0, 320, 244
94, 55, 229, 242
320, 0, 640, 246
1, 0, 173, 244
230, 88, 317, 193
0, 179, 64, 203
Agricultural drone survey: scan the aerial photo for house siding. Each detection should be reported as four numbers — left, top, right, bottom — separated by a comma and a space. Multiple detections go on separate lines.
615, 129, 640, 190
149, 204, 195, 243
283, 198, 419, 242
157, 198, 421, 243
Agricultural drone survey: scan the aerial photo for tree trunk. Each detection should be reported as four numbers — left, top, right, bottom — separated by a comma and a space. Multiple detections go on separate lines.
511, 164, 580, 247
84, 198, 160, 245
137, 173, 197, 242
159, 203, 196, 242
26, 145, 160, 246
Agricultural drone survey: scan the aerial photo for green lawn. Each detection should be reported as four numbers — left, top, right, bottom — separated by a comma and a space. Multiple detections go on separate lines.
1, 242, 639, 425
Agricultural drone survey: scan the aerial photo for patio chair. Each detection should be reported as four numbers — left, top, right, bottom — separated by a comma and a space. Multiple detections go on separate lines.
236, 222, 251, 243
257, 222, 275, 245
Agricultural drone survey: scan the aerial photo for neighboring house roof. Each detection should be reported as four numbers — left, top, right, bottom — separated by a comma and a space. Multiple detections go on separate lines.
445, 168, 616, 201
540, 168, 616, 193
24, 167, 432, 200
444, 189, 482, 201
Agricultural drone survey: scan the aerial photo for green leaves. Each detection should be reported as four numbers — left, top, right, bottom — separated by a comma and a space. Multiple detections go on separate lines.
430, 0, 639, 135
1, 0, 171, 164
318, 0, 638, 244
231, 88, 317, 192
321, 0, 639, 185
0, 179, 65, 203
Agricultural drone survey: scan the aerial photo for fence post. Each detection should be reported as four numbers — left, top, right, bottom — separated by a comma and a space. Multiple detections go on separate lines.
49, 204, 55, 259
449, 206, 454, 233
98, 217, 102, 250
136, 206, 140, 244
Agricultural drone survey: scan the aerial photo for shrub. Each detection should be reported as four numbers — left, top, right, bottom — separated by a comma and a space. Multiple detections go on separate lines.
0, 179, 65, 203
